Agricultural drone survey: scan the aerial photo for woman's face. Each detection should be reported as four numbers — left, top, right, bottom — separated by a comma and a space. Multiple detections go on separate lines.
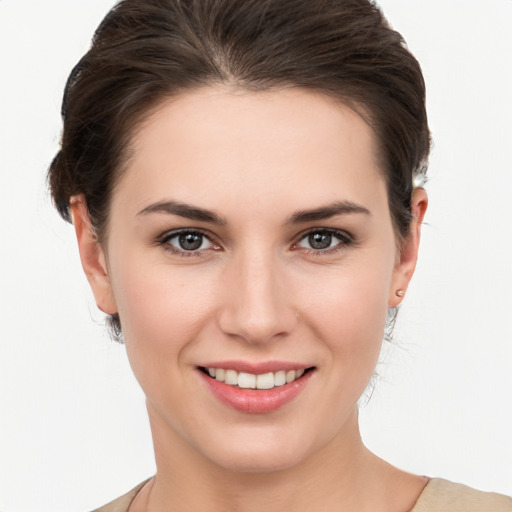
77, 87, 422, 472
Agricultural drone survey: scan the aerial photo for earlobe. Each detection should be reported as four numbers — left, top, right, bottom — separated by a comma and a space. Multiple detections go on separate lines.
70, 196, 117, 315
389, 187, 428, 307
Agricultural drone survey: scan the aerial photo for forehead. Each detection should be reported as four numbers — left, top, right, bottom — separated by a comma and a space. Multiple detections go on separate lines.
115, 86, 387, 218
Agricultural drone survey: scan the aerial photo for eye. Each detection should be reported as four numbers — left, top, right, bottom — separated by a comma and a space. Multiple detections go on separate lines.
296, 229, 352, 252
158, 229, 218, 255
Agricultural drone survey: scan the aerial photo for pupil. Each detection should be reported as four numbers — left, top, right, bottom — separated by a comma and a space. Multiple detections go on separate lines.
309, 232, 332, 250
179, 233, 203, 250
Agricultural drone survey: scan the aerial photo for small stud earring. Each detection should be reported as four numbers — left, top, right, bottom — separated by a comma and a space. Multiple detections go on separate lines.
396, 290, 405, 297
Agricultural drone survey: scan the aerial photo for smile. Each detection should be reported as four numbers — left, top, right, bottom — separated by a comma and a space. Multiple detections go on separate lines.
202, 367, 307, 389
198, 364, 316, 413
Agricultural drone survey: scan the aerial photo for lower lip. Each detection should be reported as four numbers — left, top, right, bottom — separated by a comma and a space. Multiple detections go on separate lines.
199, 370, 313, 414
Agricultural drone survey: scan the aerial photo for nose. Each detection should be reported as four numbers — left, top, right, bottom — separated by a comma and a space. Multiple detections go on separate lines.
217, 249, 298, 344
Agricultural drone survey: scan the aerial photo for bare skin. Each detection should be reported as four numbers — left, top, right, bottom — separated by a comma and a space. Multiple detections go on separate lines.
72, 87, 428, 511
130, 410, 428, 512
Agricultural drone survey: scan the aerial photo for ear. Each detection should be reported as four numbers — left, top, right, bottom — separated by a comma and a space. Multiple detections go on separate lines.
389, 187, 428, 307
70, 196, 117, 315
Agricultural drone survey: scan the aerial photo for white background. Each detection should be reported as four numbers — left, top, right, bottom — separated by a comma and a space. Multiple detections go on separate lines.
1, 1, 511, 510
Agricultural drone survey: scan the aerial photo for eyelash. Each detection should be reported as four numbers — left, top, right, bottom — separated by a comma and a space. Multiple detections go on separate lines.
156, 228, 354, 257
293, 228, 354, 256
156, 228, 219, 258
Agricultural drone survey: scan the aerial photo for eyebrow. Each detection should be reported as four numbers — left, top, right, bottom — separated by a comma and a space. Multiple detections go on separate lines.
137, 200, 227, 225
287, 201, 371, 224
137, 199, 370, 225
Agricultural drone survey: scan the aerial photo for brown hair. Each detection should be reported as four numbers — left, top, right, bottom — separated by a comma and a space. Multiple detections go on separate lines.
48, 0, 430, 337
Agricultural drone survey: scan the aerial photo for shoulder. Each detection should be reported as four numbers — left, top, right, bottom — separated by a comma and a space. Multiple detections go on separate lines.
89, 477, 511, 512
412, 478, 512, 512
90, 479, 151, 512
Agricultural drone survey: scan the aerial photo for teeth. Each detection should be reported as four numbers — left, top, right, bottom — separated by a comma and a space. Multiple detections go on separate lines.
256, 372, 274, 390
205, 367, 308, 389
225, 369, 238, 385
238, 372, 256, 389
286, 370, 296, 383
274, 371, 286, 386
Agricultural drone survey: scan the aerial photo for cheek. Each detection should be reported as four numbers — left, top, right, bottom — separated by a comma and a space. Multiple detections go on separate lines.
298, 254, 393, 375
109, 257, 217, 376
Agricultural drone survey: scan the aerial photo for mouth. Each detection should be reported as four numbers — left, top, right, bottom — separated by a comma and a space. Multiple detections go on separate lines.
198, 366, 315, 390
197, 364, 316, 413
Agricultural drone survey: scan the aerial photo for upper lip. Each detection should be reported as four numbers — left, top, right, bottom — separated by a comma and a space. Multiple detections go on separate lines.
198, 360, 313, 374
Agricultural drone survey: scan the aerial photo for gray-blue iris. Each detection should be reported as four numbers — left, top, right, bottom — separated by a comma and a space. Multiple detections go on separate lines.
309, 232, 332, 250
179, 233, 203, 250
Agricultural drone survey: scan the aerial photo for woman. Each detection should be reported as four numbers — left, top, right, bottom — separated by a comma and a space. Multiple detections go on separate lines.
45, 0, 511, 511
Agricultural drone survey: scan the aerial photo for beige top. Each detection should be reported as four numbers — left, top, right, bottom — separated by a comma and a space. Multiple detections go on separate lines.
91, 477, 512, 512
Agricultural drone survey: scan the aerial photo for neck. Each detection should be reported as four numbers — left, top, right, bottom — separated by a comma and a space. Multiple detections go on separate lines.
132, 405, 426, 512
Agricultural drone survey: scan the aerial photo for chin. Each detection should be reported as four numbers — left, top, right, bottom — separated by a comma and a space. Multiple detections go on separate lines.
209, 447, 305, 474
196, 427, 319, 474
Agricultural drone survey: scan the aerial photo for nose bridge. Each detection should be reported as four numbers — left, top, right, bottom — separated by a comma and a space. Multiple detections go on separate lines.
218, 244, 295, 343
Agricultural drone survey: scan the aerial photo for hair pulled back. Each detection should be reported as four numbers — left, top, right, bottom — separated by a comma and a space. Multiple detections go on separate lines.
48, 0, 430, 338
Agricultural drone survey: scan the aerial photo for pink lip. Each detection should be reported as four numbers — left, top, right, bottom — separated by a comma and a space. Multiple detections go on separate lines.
198, 366, 314, 414
199, 360, 310, 374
